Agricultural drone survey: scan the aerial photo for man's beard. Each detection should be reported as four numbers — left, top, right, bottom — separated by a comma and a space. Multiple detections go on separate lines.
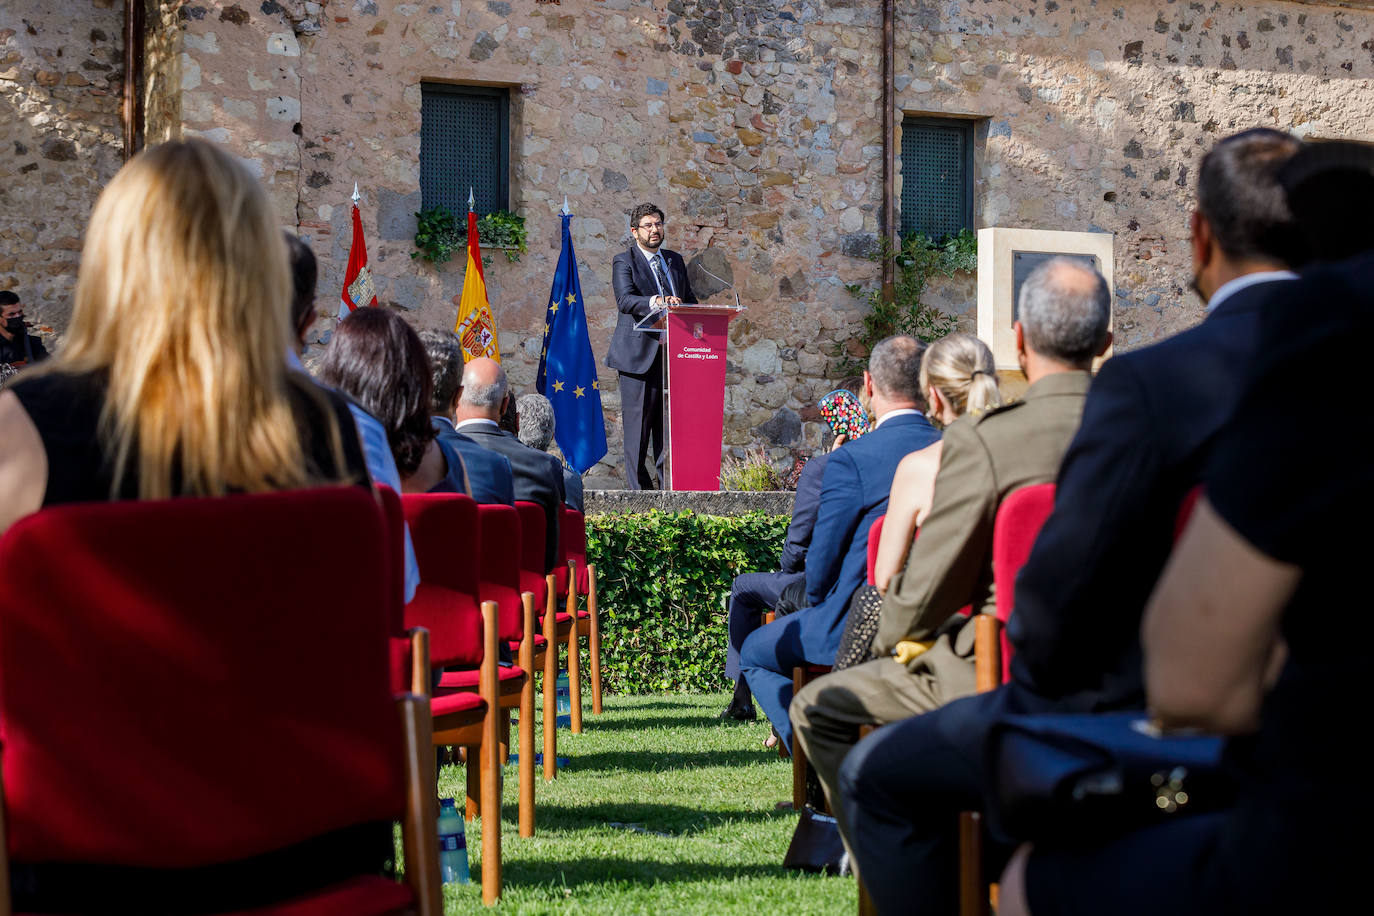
1189, 272, 1208, 305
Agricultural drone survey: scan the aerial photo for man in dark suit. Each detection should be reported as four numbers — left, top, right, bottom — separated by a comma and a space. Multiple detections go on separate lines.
607, 203, 696, 490
837, 128, 1309, 915
516, 393, 584, 512
720, 449, 830, 721
740, 335, 941, 753
453, 357, 567, 572
418, 330, 516, 506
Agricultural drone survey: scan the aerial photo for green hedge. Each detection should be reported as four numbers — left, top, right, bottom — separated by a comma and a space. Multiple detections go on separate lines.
584, 510, 789, 694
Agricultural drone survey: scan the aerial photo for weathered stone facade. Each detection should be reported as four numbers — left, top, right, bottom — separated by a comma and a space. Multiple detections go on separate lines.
5, 0, 1374, 486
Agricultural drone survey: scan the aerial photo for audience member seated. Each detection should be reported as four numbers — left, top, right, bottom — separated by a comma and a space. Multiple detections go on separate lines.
516, 393, 585, 512
0, 289, 49, 367
0, 139, 369, 535
1000, 219, 1374, 916
419, 329, 516, 506
285, 233, 418, 603
454, 357, 567, 573
834, 127, 1309, 915
720, 440, 831, 722
793, 259, 1111, 853
739, 335, 940, 753
870, 333, 1002, 593
318, 307, 471, 496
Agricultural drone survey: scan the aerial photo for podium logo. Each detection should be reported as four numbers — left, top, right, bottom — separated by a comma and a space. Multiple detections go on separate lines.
693, 322, 704, 339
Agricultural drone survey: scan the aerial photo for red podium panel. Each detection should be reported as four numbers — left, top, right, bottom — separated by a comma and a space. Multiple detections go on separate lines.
664, 304, 742, 491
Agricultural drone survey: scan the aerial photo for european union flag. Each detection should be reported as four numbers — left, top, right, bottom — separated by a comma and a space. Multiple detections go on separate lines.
536, 213, 607, 474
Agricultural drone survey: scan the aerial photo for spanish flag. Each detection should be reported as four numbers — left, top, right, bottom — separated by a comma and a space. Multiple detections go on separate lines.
455, 204, 500, 363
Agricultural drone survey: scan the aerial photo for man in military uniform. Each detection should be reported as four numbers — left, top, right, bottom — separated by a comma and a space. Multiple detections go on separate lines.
790, 257, 1113, 847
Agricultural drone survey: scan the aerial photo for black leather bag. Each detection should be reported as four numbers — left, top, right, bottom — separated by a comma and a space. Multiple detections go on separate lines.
987, 712, 1234, 844
782, 806, 847, 874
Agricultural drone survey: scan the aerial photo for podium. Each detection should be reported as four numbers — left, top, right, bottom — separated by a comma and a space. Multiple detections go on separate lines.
635, 302, 744, 490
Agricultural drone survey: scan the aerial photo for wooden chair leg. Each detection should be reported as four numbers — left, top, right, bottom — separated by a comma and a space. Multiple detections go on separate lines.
791, 666, 807, 810
499, 709, 511, 766
542, 584, 558, 782
857, 873, 878, 916
587, 566, 602, 715
465, 746, 480, 821
478, 601, 502, 905
958, 811, 989, 916
566, 562, 583, 734
518, 592, 537, 838
397, 694, 442, 916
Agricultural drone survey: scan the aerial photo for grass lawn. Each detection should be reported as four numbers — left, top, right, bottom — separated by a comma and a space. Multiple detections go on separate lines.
436, 692, 857, 914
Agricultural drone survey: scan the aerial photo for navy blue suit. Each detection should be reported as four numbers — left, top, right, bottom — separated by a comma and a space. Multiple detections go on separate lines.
607, 245, 696, 489
837, 278, 1292, 915
725, 452, 829, 684
431, 417, 515, 507
741, 412, 940, 750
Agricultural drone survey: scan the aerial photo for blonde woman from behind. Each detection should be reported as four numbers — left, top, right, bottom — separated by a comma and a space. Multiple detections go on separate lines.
0, 139, 367, 534
870, 333, 1001, 592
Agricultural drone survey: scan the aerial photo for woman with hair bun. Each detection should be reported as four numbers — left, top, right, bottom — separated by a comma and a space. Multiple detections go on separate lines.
871, 333, 1001, 592
0, 139, 367, 533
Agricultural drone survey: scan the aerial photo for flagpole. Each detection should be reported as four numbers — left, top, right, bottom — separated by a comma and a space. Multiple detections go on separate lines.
352, 182, 360, 205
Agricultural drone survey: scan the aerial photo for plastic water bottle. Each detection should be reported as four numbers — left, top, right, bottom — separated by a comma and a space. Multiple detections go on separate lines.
437, 797, 470, 884
556, 670, 571, 715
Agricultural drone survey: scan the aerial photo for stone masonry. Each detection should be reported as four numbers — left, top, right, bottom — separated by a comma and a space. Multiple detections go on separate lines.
4, 0, 1374, 487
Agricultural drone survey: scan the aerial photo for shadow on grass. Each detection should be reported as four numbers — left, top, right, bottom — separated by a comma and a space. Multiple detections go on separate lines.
557, 747, 777, 773
500, 800, 790, 836
591, 696, 726, 712
565, 713, 761, 733
503, 855, 795, 890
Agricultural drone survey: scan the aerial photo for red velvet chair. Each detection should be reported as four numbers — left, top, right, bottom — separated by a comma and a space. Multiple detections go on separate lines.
562, 507, 603, 720
435, 502, 537, 838
398, 493, 504, 902
0, 488, 442, 914
514, 500, 573, 781
865, 513, 886, 586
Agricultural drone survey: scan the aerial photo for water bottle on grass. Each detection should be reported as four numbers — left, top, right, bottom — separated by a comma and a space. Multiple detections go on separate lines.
437, 797, 470, 884
556, 670, 571, 715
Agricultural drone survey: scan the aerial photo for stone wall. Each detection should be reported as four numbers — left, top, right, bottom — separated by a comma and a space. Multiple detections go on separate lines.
0, 0, 125, 338
6, 0, 1374, 488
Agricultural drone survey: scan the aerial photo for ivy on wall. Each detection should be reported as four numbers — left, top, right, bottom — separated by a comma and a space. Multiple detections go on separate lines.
584, 511, 790, 694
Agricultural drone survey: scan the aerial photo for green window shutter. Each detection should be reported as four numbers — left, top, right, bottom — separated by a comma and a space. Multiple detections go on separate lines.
420, 84, 509, 215
900, 118, 973, 239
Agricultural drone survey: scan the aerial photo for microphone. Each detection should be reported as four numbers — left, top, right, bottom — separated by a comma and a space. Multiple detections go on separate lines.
694, 260, 742, 309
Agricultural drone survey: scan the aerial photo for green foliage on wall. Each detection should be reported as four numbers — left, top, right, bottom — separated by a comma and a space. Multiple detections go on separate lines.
411, 206, 529, 265
584, 510, 790, 694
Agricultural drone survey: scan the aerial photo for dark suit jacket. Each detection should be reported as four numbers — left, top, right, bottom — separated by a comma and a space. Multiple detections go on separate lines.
606, 246, 696, 375
1007, 278, 1291, 711
431, 417, 515, 506
800, 412, 941, 664
779, 452, 829, 575
561, 465, 585, 512
457, 421, 566, 572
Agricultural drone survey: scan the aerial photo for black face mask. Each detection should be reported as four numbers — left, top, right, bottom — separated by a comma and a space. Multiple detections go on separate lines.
4, 315, 23, 335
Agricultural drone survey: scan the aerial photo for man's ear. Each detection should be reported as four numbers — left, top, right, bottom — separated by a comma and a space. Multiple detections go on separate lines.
1013, 321, 1026, 360
1096, 329, 1114, 358
863, 370, 875, 400
1190, 210, 1213, 272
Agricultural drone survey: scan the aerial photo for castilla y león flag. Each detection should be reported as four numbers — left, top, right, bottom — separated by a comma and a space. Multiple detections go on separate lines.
455, 209, 500, 362
337, 185, 377, 320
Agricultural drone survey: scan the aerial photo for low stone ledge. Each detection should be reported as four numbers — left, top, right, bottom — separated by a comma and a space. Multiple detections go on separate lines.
585, 489, 795, 517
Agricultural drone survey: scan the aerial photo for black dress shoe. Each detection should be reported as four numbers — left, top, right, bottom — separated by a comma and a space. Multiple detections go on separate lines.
718, 702, 757, 721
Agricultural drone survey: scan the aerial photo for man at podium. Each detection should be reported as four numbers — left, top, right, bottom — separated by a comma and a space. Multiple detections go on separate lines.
607, 202, 696, 490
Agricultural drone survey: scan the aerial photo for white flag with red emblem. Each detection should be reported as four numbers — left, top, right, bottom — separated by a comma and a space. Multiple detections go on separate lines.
337, 184, 377, 320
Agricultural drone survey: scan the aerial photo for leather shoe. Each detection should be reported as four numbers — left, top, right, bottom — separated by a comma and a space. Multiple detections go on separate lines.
719, 702, 757, 721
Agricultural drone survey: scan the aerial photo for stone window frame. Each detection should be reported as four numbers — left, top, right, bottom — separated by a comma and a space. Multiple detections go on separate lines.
419, 82, 512, 216
898, 116, 975, 240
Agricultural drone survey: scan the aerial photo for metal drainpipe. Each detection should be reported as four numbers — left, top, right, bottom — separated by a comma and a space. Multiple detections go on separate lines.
123, 0, 145, 160
881, 0, 896, 302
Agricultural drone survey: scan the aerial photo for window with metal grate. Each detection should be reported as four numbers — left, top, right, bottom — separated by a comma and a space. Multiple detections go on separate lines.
420, 83, 510, 215
899, 118, 973, 240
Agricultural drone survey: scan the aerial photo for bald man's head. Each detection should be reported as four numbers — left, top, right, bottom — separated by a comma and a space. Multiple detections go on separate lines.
1017, 258, 1112, 369
457, 357, 509, 419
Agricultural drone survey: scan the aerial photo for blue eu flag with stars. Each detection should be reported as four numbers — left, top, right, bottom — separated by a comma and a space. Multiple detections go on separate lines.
536, 213, 607, 474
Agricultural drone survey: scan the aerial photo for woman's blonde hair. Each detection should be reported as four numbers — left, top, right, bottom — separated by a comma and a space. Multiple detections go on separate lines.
919, 333, 1002, 419
50, 139, 317, 499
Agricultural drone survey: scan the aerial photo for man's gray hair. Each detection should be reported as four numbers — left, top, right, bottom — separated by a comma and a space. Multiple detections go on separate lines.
1017, 258, 1112, 367
417, 329, 463, 414
516, 393, 556, 452
867, 335, 926, 404
459, 360, 509, 408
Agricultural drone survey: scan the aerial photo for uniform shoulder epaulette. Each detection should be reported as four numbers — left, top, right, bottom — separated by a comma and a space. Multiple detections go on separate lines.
970, 397, 1023, 423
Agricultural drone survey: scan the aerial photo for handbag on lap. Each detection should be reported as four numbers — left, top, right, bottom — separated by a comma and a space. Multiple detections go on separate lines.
833, 585, 883, 671
987, 711, 1234, 845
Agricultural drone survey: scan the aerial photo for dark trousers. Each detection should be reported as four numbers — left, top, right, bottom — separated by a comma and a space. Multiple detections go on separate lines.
837, 684, 1054, 915
739, 614, 810, 752
617, 352, 664, 490
726, 571, 802, 683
